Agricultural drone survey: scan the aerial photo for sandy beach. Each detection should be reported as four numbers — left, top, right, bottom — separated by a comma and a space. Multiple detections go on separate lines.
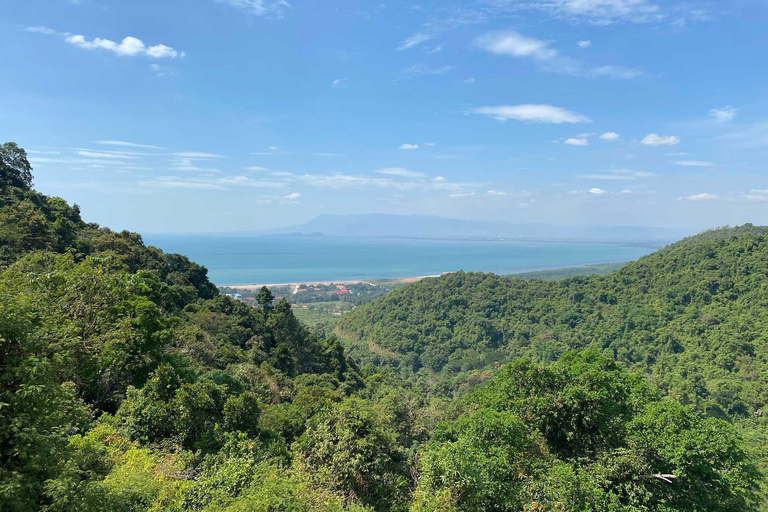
220, 274, 443, 291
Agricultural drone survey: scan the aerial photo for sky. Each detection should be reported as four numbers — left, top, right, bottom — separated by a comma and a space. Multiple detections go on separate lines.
3, 0, 768, 233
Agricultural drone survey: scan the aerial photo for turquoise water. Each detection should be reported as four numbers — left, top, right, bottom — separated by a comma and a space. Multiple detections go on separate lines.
142, 235, 661, 285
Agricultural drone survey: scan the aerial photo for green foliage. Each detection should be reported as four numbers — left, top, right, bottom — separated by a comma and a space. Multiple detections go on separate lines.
294, 397, 410, 511
413, 353, 762, 511
1, 144, 765, 511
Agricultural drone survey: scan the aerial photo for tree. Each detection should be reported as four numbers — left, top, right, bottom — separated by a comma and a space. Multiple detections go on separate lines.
256, 286, 275, 309
0, 142, 33, 189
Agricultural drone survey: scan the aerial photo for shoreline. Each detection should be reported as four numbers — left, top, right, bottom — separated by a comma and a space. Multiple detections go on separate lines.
219, 274, 443, 291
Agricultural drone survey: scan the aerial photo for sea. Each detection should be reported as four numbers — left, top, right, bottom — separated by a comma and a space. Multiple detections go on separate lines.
142, 234, 663, 286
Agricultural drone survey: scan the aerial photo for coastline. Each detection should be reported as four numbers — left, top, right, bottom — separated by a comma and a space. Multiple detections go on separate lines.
219, 274, 443, 291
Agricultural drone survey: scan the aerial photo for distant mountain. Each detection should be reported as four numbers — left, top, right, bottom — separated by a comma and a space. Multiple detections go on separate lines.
260, 213, 693, 242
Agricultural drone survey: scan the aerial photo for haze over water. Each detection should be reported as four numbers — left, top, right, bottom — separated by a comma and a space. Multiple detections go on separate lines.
144, 235, 660, 285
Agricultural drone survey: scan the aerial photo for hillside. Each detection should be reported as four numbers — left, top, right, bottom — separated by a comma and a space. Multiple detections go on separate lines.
1, 142, 764, 511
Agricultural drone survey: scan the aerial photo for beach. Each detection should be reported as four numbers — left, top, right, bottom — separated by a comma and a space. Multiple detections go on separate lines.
220, 274, 441, 292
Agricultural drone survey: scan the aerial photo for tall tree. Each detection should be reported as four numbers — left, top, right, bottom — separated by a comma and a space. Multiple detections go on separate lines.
0, 142, 33, 189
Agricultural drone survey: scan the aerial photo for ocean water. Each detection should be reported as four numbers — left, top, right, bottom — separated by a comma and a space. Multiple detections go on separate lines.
142, 234, 661, 286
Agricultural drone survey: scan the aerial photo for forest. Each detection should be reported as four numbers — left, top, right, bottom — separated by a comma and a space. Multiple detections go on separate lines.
1, 141, 765, 511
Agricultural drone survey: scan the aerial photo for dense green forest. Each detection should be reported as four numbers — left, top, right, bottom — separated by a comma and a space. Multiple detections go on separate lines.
1, 142, 765, 510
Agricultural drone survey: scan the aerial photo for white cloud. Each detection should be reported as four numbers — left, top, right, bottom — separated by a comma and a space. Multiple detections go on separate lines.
579, 169, 654, 180
283, 192, 301, 201
686, 193, 719, 201
599, 131, 620, 141
497, 0, 662, 24
95, 140, 162, 149
474, 31, 558, 60
673, 160, 714, 167
397, 31, 435, 51
215, 0, 291, 17
589, 187, 607, 195
26, 26, 58, 35
139, 177, 225, 190
642, 133, 680, 146
217, 176, 287, 188
565, 137, 589, 146
464, 77, 476, 84
589, 65, 643, 79
578, 40, 591, 48
173, 152, 225, 158
77, 150, 135, 159
433, 176, 447, 182
64, 34, 184, 58
486, 190, 507, 196
474, 30, 642, 80
247, 166, 271, 171
375, 167, 425, 179
709, 106, 737, 123
298, 173, 417, 190
401, 64, 455, 76
746, 190, 768, 202
474, 104, 591, 123
399, 143, 420, 150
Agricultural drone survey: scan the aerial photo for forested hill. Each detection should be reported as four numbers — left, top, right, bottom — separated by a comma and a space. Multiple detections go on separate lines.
2, 142, 765, 511
338, 224, 768, 413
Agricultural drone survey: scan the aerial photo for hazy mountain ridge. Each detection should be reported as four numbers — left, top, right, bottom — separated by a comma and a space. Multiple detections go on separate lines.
260, 213, 693, 242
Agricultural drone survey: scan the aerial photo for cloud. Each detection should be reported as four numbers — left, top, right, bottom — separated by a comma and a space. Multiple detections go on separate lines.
139, 177, 225, 190
77, 150, 135, 159
173, 152, 225, 158
433, 176, 447, 182
745, 190, 768, 202
218, 176, 287, 188
215, 0, 291, 17
486, 190, 507, 196
579, 169, 654, 180
474, 30, 642, 80
589, 188, 607, 195
95, 140, 162, 149
397, 31, 435, 51
565, 137, 589, 146
490, 0, 662, 24
64, 34, 184, 58
401, 64, 455, 76
283, 192, 301, 201
673, 160, 714, 167
464, 77, 476, 84
474, 31, 558, 60
642, 133, 680, 146
26, 26, 58, 35
578, 40, 591, 48
141, 175, 288, 190
298, 173, 417, 190
589, 65, 643, 79
399, 143, 419, 150
709, 106, 737, 123
375, 168, 425, 179
685, 192, 719, 201
599, 131, 620, 141
474, 104, 591, 123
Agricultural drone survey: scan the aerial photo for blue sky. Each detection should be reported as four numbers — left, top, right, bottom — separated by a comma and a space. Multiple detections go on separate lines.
3, 0, 768, 233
